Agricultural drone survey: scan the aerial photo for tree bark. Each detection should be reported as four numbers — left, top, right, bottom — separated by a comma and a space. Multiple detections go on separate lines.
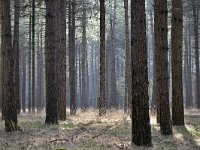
69, 0, 76, 115
171, 0, 184, 126
124, 0, 131, 113
192, 0, 200, 109
57, 0, 67, 120
154, 0, 172, 135
22, 47, 26, 113
131, 0, 152, 146
99, 0, 106, 116
31, 0, 35, 113
81, 3, 89, 110
45, 0, 58, 124
109, 0, 118, 109
28, 0, 32, 113
1, 0, 18, 131
185, 22, 193, 108
13, 0, 21, 114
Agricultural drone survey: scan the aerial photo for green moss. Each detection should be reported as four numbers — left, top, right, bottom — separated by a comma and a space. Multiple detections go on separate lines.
55, 148, 67, 150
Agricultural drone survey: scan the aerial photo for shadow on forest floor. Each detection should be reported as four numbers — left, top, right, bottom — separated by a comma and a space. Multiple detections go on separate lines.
0, 109, 200, 150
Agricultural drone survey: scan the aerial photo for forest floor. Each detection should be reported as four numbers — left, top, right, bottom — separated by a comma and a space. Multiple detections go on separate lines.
0, 109, 200, 150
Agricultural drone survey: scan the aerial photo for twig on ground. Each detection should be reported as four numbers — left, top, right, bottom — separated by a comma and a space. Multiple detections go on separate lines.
49, 138, 70, 143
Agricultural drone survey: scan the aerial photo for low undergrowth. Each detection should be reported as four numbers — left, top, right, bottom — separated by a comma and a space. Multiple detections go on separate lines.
0, 109, 199, 150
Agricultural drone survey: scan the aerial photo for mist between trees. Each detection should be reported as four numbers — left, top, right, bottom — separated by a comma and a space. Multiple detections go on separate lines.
0, 0, 200, 148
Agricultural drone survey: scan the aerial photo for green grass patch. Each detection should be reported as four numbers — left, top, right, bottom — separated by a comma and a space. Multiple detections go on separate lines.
55, 148, 68, 150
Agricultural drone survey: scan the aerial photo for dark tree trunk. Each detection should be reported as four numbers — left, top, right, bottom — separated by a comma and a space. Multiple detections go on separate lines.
57, 0, 67, 120
28, 0, 32, 113
31, 0, 35, 114
131, 0, 152, 146
99, 0, 106, 116
45, 0, 58, 124
154, 0, 172, 135
22, 48, 26, 113
171, 0, 184, 126
78, 45, 82, 106
69, 0, 76, 115
81, 3, 89, 110
13, 0, 21, 114
1, 0, 18, 131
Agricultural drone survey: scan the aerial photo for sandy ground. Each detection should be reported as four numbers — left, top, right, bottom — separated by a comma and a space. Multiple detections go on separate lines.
0, 109, 200, 150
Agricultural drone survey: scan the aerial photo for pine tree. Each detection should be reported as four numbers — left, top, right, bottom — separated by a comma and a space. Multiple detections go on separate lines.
1, 0, 18, 131
45, 0, 58, 124
171, 0, 184, 126
154, 0, 172, 135
131, 0, 152, 146
99, 0, 106, 116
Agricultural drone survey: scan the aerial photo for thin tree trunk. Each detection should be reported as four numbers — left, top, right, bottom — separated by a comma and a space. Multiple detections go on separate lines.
31, 0, 35, 113
22, 48, 26, 113
109, 0, 118, 109
99, 0, 106, 116
81, 4, 88, 110
151, 9, 157, 109
78, 45, 82, 106
13, 0, 21, 114
28, 0, 32, 113
186, 23, 193, 107
192, 0, 200, 108
124, 0, 131, 113
69, 0, 76, 115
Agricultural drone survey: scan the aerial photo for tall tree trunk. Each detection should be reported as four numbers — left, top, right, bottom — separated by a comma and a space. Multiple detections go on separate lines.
184, 27, 189, 108
93, 49, 98, 108
1, 0, 18, 131
69, 0, 76, 115
81, 3, 89, 110
28, 0, 32, 113
99, 0, 106, 116
154, 0, 172, 135
40, 23, 45, 111
78, 45, 82, 106
0, 31, 2, 115
36, 27, 42, 112
131, 0, 152, 146
13, 0, 21, 114
124, 0, 131, 113
171, 0, 184, 126
45, 0, 58, 124
109, 0, 118, 109
57, 0, 67, 120
185, 23, 193, 108
151, 9, 157, 109
31, 0, 35, 113
86, 48, 89, 107
91, 45, 95, 107
22, 48, 26, 113
192, 0, 200, 109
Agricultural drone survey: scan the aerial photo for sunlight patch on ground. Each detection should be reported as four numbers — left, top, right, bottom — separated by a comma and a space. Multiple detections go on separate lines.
0, 109, 200, 149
